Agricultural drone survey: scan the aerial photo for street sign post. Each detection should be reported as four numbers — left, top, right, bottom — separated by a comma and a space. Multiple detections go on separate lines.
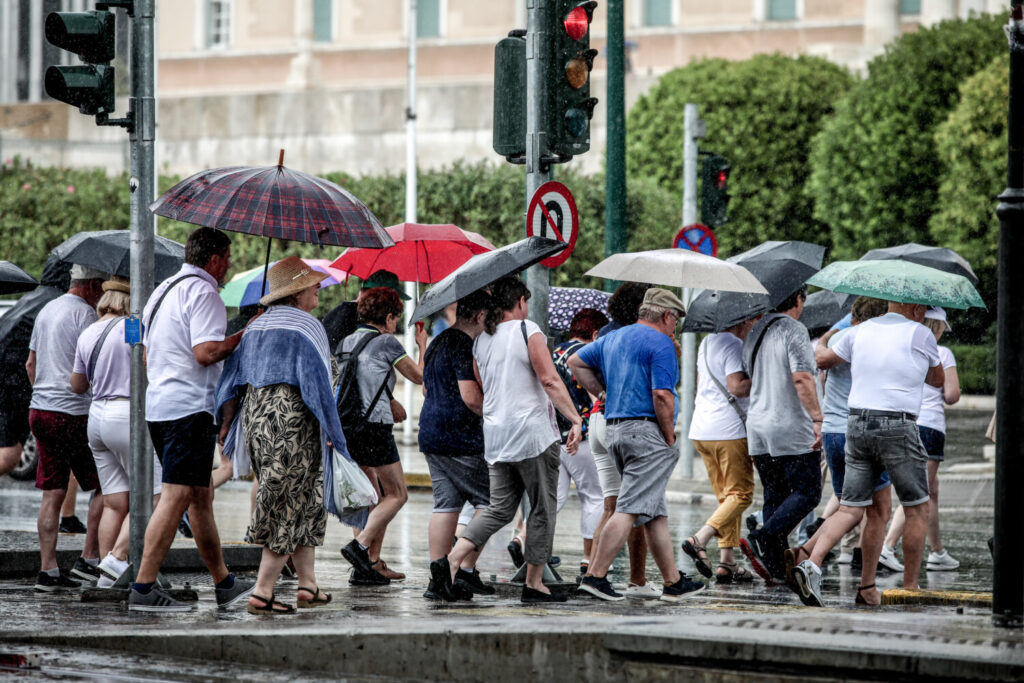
526, 180, 578, 267
673, 223, 717, 257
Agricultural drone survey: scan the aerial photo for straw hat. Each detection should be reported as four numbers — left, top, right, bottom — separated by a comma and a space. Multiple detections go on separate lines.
102, 276, 130, 293
259, 256, 328, 307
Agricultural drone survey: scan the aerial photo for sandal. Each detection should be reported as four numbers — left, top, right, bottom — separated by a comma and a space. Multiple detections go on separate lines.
247, 593, 296, 615
681, 537, 713, 579
855, 583, 880, 606
716, 562, 754, 584
297, 585, 332, 609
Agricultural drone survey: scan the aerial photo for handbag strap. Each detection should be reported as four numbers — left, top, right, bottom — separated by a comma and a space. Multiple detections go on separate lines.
702, 338, 746, 423
87, 316, 125, 382
749, 315, 784, 376
145, 274, 201, 332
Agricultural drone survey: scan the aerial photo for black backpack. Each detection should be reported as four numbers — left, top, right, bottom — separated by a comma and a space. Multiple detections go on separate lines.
552, 339, 591, 441
335, 329, 393, 437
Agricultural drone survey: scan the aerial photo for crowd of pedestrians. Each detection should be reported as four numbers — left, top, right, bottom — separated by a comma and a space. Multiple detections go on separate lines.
11, 225, 965, 612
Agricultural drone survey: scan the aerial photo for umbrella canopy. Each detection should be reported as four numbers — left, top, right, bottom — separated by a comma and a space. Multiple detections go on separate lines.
800, 290, 852, 331
330, 223, 495, 284
548, 287, 611, 332
220, 259, 348, 308
584, 249, 767, 294
412, 237, 566, 322
50, 230, 185, 282
681, 290, 770, 333
150, 161, 393, 249
806, 260, 985, 310
0, 261, 39, 295
860, 242, 979, 286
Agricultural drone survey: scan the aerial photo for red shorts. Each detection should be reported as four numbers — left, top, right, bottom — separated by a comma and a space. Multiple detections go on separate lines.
29, 409, 99, 492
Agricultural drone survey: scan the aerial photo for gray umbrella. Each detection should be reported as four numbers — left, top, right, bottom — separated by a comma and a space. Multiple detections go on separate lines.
800, 289, 852, 331
681, 240, 826, 333
860, 242, 978, 285
412, 236, 566, 322
0, 261, 39, 295
51, 230, 186, 282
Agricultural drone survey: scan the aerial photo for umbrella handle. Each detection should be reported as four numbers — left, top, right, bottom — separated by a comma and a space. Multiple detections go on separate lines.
262, 238, 272, 298
278, 149, 285, 167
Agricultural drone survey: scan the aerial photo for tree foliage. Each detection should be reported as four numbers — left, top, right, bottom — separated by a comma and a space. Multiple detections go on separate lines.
625, 53, 853, 257
808, 13, 1006, 260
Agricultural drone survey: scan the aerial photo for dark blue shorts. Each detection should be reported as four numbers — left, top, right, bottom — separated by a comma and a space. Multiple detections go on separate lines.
346, 422, 401, 468
918, 425, 946, 462
148, 412, 217, 487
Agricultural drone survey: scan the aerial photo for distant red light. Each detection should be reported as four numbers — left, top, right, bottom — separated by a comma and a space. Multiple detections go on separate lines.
716, 170, 728, 188
564, 7, 589, 41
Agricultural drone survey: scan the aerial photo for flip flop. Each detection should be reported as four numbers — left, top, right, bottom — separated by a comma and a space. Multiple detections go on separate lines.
297, 586, 332, 609
247, 593, 296, 615
681, 537, 713, 578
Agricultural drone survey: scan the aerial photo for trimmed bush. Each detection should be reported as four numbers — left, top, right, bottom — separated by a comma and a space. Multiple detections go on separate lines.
946, 344, 996, 395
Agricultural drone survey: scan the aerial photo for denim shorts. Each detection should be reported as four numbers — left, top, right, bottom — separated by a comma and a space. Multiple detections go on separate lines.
822, 431, 890, 499
424, 452, 489, 513
842, 414, 929, 508
918, 425, 946, 462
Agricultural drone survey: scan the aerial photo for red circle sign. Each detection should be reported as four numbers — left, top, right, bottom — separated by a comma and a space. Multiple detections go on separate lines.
526, 181, 579, 268
673, 223, 718, 257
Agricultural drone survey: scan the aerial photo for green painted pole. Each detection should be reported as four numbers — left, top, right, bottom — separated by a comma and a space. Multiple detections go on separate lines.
603, 0, 626, 292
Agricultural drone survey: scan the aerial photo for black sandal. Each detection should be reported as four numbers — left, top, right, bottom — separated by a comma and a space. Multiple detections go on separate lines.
297, 586, 332, 608
247, 593, 296, 615
681, 537, 713, 579
855, 583, 879, 606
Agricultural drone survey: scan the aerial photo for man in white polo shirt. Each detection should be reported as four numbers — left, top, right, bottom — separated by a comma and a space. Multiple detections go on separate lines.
789, 300, 943, 607
129, 227, 254, 612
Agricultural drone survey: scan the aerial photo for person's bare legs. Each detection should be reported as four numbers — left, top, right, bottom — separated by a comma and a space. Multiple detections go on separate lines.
38, 488, 66, 571
137, 483, 210, 584
109, 494, 159, 561
82, 489, 103, 559
856, 487, 892, 605
808, 506, 866, 568
291, 545, 322, 603
355, 462, 408, 551
186, 483, 229, 583
643, 516, 681, 585
588, 511, 637, 578
250, 545, 290, 605
884, 504, 906, 551
0, 443, 21, 476
821, 494, 840, 519
901, 502, 929, 589
628, 526, 648, 585
428, 510, 483, 568
61, 475, 78, 518
925, 460, 943, 552
98, 492, 129, 559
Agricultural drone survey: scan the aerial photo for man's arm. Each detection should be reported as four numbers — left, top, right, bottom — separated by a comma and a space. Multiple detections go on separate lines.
925, 363, 945, 388
25, 351, 35, 385
567, 353, 605, 397
815, 347, 844, 370
458, 379, 484, 416
652, 388, 676, 446
792, 370, 823, 450
527, 333, 582, 453
69, 372, 89, 394
193, 331, 243, 367
725, 371, 750, 398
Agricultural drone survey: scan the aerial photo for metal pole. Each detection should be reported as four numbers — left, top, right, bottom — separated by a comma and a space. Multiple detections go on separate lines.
402, 0, 418, 447
677, 103, 699, 478
993, 1, 1024, 629
603, 0, 626, 293
128, 0, 157, 574
524, 0, 551, 335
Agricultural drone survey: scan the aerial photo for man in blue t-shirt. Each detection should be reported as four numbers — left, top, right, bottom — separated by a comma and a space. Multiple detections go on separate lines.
418, 290, 494, 601
570, 288, 705, 602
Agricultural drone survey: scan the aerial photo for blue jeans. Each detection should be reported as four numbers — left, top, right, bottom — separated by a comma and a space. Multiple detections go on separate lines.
751, 451, 822, 577
823, 432, 891, 499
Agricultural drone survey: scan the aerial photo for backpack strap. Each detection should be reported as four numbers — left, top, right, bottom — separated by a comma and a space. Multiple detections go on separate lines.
342, 328, 395, 421
145, 274, 201, 332
520, 320, 529, 346
749, 315, 785, 376
702, 338, 747, 423
87, 316, 125, 382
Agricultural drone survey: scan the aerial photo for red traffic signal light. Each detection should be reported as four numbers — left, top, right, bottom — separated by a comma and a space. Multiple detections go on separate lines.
563, 3, 594, 41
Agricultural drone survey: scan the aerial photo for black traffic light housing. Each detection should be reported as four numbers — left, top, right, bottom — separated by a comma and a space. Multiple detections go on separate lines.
546, 0, 598, 162
492, 30, 527, 160
701, 154, 731, 228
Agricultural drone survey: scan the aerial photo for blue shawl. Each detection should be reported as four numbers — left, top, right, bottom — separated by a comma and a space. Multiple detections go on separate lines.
214, 305, 353, 521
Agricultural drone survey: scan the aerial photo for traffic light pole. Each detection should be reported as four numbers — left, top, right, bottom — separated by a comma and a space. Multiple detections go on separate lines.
677, 103, 701, 478
993, 1, 1024, 629
524, 0, 552, 336
603, 0, 626, 292
127, 0, 156, 575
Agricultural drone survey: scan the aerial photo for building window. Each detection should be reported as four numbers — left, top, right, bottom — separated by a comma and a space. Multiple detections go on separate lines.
417, 0, 441, 39
206, 0, 231, 49
314, 0, 332, 42
900, 0, 921, 13
767, 0, 798, 21
644, 0, 672, 27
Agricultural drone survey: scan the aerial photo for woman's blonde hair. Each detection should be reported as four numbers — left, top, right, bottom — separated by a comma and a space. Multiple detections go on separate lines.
97, 290, 130, 317
923, 317, 946, 338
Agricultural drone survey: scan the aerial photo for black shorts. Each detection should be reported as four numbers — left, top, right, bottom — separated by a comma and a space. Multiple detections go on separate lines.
0, 399, 30, 448
148, 412, 217, 487
346, 422, 400, 468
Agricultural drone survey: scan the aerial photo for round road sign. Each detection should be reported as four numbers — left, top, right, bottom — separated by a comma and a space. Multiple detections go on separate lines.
673, 223, 717, 257
527, 181, 578, 268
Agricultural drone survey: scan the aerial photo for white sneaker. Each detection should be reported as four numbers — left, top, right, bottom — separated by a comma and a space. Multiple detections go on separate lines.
624, 581, 662, 599
926, 549, 960, 571
836, 551, 854, 564
97, 553, 129, 587
878, 545, 904, 572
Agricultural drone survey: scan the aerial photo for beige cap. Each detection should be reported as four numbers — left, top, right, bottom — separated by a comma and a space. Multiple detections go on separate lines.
259, 256, 328, 307
643, 287, 686, 317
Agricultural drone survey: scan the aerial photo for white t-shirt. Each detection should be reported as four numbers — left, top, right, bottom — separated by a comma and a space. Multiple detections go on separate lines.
689, 332, 748, 441
917, 345, 956, 433
73, 317, 131, 401
473, 318, 558, 465
29, 294, 97, 415
143, 264, 227, 421
832, 313, 940, 415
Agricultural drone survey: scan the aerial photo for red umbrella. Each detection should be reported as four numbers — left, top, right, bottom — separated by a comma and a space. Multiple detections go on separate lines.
330, 223, 496, 284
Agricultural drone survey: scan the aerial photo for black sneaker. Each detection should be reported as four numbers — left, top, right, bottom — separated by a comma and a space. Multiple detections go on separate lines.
805, 516, 826, 538
850, 547, 863, 572
341, 539, 375, 573
455, 568, 496, 596
745, 513, 760, 533
34, 571, 81, 592
423, 558, 457, 601
58, 515, 87, 534
177, 510, 193, 539
521, 586, 568, 603
578, 575, 624, 602
69, 557, 101, 582
660, 574, 706, 602
549, 556, 561, 569
740, 536, 774, 584
507, 538, 525, 568
349, 566, 390, 586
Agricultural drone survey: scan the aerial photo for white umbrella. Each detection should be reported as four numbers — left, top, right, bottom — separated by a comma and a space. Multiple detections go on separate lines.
585, 249, 768, 294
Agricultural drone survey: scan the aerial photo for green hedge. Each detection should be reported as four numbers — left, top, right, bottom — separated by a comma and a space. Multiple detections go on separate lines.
946, 344, 995, 395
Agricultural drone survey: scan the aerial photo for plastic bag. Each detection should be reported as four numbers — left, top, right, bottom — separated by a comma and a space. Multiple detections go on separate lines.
332, 448, 378, 517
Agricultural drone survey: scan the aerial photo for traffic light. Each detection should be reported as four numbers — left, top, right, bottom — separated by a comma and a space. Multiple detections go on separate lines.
701, 154, 731, 228
492, 30, 527, 160
547, 1, 598, 160
44, 10, 116, 117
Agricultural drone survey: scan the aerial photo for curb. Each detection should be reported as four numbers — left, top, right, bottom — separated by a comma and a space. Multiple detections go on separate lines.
882, 588, 993, 608
0, 543, 261, 580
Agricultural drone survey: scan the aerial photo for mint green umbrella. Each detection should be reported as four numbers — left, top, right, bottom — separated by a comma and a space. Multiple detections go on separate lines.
806, 260, 985, 310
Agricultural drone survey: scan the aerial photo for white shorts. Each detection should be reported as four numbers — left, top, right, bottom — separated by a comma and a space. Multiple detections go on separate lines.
556, 440, 603, 539
588, 412, 621, 498
88, 399, 162, 496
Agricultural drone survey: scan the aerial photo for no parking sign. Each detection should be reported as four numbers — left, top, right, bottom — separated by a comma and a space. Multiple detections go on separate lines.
526, 181, 578, 268
673, 223, 717, 257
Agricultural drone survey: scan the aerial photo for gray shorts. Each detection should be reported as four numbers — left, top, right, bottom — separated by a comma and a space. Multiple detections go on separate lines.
424, 453, 490, 513
842, 413, 930, 508
606, 419, 678, 526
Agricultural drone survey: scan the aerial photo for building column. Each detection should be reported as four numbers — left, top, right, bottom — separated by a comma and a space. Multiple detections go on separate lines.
864, 0, 900, 49
920, 0, 956, 26
0, 0, 13, 103
29, 0, 43, 101
287, 0, 321, 88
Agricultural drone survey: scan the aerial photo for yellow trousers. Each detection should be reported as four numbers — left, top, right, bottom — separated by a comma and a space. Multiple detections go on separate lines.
694, 438, 754, 548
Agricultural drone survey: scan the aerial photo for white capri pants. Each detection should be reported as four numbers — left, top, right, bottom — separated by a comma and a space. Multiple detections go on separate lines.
588, 412, 622, 499
88, 398, 162, 496
556, 440, 604, 539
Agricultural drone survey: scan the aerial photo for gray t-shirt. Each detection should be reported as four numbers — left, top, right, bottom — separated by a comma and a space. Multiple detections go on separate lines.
821, 328, 853, 435
340, 326, 408, 425
742, 313, 816, 457
29, 293, 97, 415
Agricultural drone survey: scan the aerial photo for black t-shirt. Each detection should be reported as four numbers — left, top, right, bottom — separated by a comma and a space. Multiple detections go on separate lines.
323, 301, 358, 354
417, 328, 483, 457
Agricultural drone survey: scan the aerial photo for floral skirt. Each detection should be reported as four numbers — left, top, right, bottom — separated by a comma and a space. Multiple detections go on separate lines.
242, 383, 326, 555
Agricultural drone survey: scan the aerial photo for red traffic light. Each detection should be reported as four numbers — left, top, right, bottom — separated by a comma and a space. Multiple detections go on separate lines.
716, 170, 728, 188
563, 2, 597, 41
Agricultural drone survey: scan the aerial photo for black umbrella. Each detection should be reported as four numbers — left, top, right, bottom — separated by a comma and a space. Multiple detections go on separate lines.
50, 230, 186, 282
681, 240, 825, 333
0, 262, 39, 295
860, 242, 979, 285
412, 237, 566, 322
800, 289, 852, 332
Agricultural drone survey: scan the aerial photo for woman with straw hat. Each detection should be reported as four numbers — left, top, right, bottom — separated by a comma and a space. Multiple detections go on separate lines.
70, 276, 163, 588
216, 256, 350, 614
